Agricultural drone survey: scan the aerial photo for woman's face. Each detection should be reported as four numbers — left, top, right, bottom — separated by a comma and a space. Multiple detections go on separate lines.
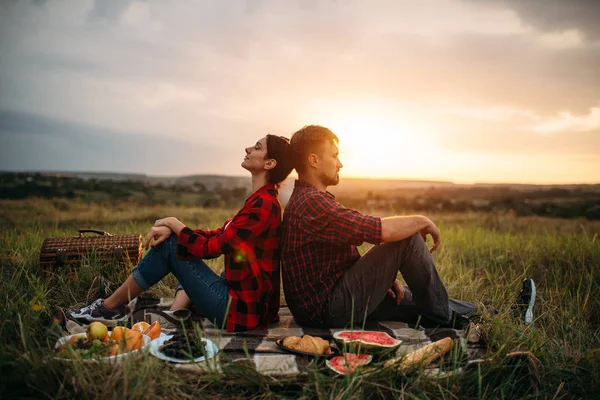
241, 136, 270, 173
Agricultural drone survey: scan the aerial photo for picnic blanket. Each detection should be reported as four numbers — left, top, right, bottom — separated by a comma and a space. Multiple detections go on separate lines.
58, 295, 488, 377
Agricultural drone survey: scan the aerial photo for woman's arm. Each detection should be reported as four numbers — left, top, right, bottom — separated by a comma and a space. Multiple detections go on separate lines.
175, 195, 276, 260
153, 217, 229, 238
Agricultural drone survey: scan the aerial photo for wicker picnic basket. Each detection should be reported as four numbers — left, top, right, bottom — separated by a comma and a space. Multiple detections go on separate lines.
39, 229, 143, 276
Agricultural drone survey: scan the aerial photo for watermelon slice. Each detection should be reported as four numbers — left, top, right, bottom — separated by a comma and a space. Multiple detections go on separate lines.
333, 331, 402, 356
326, 353, 373, 375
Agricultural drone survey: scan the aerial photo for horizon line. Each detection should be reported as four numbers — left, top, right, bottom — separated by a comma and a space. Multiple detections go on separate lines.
2, 169, 599, 187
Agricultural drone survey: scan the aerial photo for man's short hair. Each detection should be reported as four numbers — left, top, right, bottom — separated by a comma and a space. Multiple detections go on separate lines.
290, 125, 339, 174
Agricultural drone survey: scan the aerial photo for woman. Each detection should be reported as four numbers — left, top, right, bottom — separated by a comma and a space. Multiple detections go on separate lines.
71, 135, 293, 332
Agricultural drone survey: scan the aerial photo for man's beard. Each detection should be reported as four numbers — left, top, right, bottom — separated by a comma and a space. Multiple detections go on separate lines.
325, 172, 340, 186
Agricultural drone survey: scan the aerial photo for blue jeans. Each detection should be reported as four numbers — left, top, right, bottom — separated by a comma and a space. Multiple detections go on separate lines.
132, 234, 230, 327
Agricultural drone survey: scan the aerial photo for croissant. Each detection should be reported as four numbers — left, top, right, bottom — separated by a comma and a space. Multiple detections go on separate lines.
283, 336, 302, 348
305, 335, 333, 355
284, 335, 332, 355
297, 335, 322, 353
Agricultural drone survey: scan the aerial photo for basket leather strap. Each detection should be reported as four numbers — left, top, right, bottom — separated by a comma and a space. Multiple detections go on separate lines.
76, 229, 113, 238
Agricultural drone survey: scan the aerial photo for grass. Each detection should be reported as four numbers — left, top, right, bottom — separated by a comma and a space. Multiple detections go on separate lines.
1, 198, 599, 399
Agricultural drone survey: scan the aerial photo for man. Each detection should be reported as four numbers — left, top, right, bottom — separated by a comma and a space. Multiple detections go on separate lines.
281, 125, 509, 329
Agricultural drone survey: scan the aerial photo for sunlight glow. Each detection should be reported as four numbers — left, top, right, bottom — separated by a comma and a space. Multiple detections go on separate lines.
322, 113, 436, 179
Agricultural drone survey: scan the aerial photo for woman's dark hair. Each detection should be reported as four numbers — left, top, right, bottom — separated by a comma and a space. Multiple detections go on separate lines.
265, 134, 294, 185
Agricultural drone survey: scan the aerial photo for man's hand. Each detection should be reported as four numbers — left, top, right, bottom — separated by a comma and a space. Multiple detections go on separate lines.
387, 279, 405, 305
143, 226, 173, 250
419, 219, 441, 253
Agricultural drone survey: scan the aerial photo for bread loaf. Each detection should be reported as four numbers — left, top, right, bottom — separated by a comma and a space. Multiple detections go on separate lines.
384, 337, 454, 372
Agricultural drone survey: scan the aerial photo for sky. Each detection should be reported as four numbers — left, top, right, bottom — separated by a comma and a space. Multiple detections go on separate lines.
0, 0, 599, 184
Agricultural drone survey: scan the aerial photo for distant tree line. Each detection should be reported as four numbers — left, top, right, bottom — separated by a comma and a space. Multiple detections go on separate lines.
337, 186, 600, 220
0, 173, 249, 208
2, 173, 598, 219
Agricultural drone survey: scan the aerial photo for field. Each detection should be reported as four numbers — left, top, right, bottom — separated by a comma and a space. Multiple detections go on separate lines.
1, 197, 599, 399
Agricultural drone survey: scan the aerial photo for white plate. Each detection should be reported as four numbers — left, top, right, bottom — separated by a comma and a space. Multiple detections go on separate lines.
149, 334, 219, 363
54, 331, 151, 363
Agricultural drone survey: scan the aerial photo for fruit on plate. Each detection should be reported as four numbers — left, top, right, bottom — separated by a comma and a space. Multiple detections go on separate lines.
123, 330, 143, 351
333, 331, 402, 356
159, 332, 207, 360
326, 353, 373, 375
384, 337, 454, 373
131, 321, 160, 340
142, 321, 161, 340
132, 321, 150, 333
55, 334, 113, 359
87, 321, 108, 341
55, 325, 148, 360
69, 335, 85, 345
111, 326, 128, 343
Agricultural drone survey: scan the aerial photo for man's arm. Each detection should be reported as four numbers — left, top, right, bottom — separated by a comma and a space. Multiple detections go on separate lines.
381, 215, 441, 252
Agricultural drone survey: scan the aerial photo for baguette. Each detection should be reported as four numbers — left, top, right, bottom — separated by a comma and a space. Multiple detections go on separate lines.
384, 337, 454, 372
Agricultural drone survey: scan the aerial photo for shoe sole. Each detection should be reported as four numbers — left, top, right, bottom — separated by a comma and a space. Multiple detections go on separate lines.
524, 280, 536, 324
87, 316, 129, 327
69, 312, 129, 327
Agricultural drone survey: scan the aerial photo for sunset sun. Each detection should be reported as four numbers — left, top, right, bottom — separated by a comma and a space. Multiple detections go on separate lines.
324, 114, 435, 179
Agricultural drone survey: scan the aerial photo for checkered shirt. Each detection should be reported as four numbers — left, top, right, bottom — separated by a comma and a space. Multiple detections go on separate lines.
177, 184, 282, 332
281, 180, 382, 325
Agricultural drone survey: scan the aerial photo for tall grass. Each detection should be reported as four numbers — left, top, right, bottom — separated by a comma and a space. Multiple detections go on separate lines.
1, 200, 599, 399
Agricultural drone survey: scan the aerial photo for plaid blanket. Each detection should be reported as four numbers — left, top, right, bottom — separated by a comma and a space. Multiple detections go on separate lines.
130, 297, 487, 376
61, 295, 487, 377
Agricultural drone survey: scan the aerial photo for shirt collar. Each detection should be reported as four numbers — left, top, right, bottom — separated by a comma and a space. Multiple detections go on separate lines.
294, 179, 336, 199
247, 183, 278, 203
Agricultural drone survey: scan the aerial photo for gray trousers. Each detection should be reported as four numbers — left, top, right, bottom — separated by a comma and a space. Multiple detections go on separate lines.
323, 233, 476, 328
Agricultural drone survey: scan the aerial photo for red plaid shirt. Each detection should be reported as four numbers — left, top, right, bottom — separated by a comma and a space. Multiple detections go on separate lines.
281, 180, 382, 325
176, 184, 282, 332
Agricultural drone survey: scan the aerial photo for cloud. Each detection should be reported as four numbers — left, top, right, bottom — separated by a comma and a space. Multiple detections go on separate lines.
528, 107, 600, 134
87, 0, 134, 23
3, 0, 599, 120
436, 99, 538, 121
0, 0, 599, 182
466, 0, 600, 40
536, 29, 585, 50
434, 118, 600, 156
0, 109, 245, 175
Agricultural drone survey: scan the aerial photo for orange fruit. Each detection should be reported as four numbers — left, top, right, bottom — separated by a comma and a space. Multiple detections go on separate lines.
132, 321, 150, 333
111, 326, 128, 343
124, 329, 142, 351
109, 343, 123, 357
142, 321, 161, 340
68, 334, 85, 345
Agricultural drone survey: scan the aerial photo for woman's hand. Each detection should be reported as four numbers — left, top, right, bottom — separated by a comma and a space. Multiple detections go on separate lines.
153, 217, 186, 235
153, 217, 176, 228
143, 226, 173, 250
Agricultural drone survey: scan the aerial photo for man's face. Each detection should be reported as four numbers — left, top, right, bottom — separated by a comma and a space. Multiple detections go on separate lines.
317, 140, 343, 186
